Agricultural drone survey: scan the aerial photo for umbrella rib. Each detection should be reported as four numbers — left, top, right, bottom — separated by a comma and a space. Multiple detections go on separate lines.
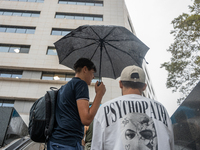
103, 44, 116, 79
89, 26, 101, 39
102, 27, 116, 40
60, 42, 97, 63
104, 41, 141, 66
71, 36, 99, 42
105, 39, 136, 42
89, 26, 117, 40
90, 43, 100, 60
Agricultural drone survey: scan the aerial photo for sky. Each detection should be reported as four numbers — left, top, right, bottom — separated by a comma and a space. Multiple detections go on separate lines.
124, 0, 193, 116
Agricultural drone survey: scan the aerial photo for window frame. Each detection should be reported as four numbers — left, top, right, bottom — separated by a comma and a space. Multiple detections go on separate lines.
55, 12, 103, 21
0, 44, 30, 54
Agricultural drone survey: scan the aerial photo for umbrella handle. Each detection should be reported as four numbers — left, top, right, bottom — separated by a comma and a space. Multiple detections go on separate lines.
97, 78, 102, 86
97, 81, 101, 86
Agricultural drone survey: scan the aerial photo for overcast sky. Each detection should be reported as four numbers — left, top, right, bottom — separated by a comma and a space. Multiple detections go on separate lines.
124, 0, 193, 116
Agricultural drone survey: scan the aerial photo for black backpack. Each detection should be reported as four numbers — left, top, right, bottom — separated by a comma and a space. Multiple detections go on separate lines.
28, 87, 59, 143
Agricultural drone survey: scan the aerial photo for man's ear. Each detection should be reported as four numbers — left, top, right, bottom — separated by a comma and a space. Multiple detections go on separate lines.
83, 66, 88, 72
119, 80, 123, 89
143, 84, 147, 91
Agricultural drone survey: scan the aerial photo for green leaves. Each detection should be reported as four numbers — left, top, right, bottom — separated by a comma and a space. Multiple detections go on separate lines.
161, 0, 200, 104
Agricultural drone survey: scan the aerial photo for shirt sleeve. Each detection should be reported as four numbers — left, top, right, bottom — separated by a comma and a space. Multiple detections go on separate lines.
75, 80, 89, 101
91, 116, 104, 150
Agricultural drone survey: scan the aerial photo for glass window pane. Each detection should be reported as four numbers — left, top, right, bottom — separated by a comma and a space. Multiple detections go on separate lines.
68, 2, 76, 5
47, 49, 57, 55
6, 27, 16, 33
51, 30, 62, 35
58, 1, 67, 4
0, 100, 14, 107
0, 46, 9, 52
77, 2, 85, 5
12, 74, 22, 79
94, 17, 103, 21
0, 11, 4, 15
22, 13, 31, 17
13, 12, 22, 16
20, 47, 29, 53
3, 12, 13, 16
75, 16, 83, 20
3, 103, 14, 107
1, 74, 11, 78
31, 13, 40, 17
95, 3, 103, 6
92, 78, 98, 83
20, 0, 27, 1
26, 28, 35, 34
36, 0, 44, 2
55, 14, 65, 18
61, 31, 70, 36
28, 0, 36, 2
86, 2, 94, 6
84, 16, 93, 20
16, 28, 26, 33
54, 74, 65, 81
9, 47, 20, 53
42, 73, 54, 80
66, 74, 74, 81
0, 27, 6, 32
65, 15, 74, 19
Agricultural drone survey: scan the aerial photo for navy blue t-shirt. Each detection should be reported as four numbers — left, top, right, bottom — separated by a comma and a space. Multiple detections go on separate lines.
50, 77, 89, 146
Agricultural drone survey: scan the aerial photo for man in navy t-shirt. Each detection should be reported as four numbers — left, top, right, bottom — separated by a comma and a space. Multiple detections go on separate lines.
48, 58, 106, 150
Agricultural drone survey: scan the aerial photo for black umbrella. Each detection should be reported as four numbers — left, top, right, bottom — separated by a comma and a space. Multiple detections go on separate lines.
54, 25, 149, 81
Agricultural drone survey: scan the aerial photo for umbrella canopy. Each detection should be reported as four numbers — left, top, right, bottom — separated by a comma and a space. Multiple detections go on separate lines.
54, 25, 149, 80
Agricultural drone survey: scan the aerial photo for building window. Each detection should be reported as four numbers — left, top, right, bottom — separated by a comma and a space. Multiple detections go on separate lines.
0, 26, 35, 34
41, 72, 99, 83
55, 13, 103, 21
6, 0, 44, 3
0, 44, 30, 53
51, 28, 71, 36
46, 47, 57, 55
58, 0, 103, 6
0, 9, 40, 17
91, 78, 99, 83
41, 72, 75, 81
0, 99, 14, 107
0, 69, 23, 79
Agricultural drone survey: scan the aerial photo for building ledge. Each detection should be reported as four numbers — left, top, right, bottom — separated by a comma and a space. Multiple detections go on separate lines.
0, 77, 95, 85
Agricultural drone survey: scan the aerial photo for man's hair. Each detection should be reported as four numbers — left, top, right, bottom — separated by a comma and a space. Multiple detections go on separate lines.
121, 81, 145, 90
74, 58, 96, 73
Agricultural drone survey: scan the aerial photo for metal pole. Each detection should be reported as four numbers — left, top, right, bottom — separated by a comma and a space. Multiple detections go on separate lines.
99, 39, 103, 84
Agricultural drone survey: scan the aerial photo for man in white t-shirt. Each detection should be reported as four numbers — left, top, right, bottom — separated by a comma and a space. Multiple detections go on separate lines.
91, 65, 174, 150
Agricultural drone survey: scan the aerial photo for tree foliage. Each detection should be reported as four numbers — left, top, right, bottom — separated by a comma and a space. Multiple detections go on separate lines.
161, 0, 200, 104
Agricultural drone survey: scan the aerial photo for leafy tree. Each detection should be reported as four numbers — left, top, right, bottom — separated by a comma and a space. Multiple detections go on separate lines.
161, 0, 200, 104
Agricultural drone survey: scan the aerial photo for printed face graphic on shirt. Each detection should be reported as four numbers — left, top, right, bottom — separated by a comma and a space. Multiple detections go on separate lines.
121, 113, 158, 150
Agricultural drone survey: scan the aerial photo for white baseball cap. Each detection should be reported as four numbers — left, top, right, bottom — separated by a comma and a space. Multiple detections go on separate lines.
120, 65, 145, 84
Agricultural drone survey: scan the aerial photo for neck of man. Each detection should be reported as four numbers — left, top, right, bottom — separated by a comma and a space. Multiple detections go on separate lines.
75, 73, 84, 81
122, 88, 143, 96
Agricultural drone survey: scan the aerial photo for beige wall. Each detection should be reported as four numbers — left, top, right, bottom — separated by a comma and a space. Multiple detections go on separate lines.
0, 0, 155, 125
0, 0, 133, 70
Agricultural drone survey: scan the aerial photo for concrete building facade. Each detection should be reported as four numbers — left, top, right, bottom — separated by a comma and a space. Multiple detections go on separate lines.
0, 0, 156, 125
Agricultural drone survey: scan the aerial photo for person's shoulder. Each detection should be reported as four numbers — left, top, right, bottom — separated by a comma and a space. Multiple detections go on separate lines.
71, 77, 87, 86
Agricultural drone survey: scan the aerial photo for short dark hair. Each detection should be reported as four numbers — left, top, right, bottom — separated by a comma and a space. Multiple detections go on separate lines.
74, 58, 96, 73
121, 81, 145, 90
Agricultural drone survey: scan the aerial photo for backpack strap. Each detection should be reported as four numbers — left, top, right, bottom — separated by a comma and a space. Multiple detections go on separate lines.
44, 87, 59, 150
50, 87, 58, 91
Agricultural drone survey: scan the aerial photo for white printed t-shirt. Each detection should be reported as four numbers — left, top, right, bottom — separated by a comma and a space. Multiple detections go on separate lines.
91, 94, 174, 150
